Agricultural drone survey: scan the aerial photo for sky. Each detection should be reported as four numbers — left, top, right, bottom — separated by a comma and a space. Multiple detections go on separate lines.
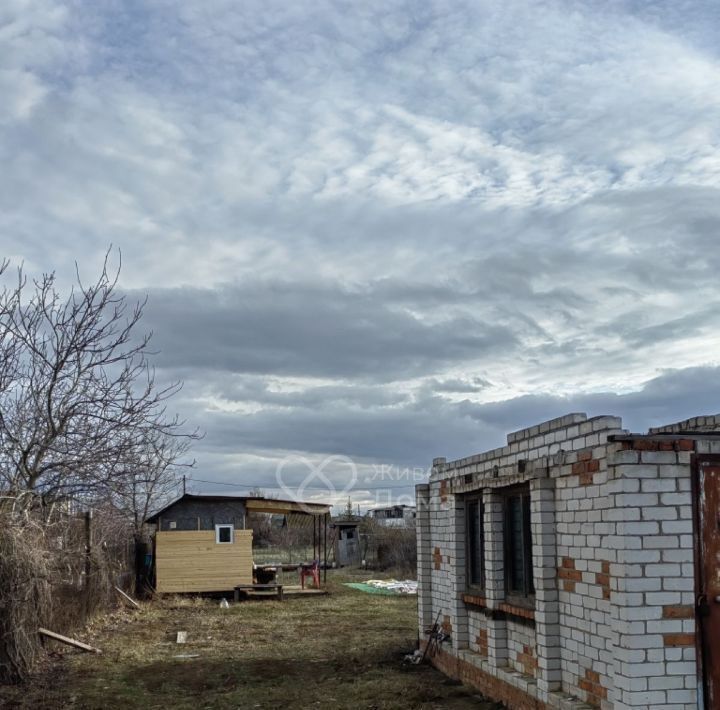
1, 0, 720, 510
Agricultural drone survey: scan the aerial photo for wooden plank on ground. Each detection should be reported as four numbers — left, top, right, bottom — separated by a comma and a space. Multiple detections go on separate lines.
38, 628, 101, 654
115, 586, 140, 609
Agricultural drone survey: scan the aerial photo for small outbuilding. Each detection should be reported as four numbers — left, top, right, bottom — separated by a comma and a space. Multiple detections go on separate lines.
331, 517, 363, 566
369, 504, 417, 527
146, 493, 331, 593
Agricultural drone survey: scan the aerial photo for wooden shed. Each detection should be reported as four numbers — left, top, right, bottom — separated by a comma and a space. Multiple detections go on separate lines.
146, 493, 332, 593
154, 529, 253, 593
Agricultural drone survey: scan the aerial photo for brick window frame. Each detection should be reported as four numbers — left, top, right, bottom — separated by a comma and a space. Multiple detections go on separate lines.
465, 494, 485, 591
502, 484, 535, 606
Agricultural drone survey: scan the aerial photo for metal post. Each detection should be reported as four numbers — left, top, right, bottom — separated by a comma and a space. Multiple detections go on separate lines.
323, 513, 328, 583
84, 510, 93, 620
313, 515, 317, 561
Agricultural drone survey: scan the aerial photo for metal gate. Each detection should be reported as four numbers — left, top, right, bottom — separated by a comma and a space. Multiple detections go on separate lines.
695, 457, 720, 709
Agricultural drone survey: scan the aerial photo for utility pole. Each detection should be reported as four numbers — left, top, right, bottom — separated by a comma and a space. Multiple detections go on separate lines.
183, 475, 186, 495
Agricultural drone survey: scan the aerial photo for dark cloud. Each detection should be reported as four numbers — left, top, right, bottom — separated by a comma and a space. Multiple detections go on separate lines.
183, 366, 720, 480
139, 281, 518, 381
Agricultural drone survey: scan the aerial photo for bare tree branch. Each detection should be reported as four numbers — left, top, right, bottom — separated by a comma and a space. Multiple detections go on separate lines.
0, 249, 201, 521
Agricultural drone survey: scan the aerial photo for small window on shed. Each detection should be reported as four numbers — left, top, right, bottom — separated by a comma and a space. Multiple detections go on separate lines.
215, 524, 233, 544
168, 521, 177, 530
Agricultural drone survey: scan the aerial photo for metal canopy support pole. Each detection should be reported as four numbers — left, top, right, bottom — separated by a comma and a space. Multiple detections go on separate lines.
323, 513, 328, 584
313, 514, 317, 562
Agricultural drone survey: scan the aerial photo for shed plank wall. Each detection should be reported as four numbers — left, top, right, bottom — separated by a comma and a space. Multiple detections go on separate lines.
156, 530, 253, 593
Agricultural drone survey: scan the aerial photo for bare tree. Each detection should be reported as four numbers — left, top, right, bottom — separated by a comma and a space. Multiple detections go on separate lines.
0, 250, 198, 514
0, 259, 19, 397
104, 427, 190, 540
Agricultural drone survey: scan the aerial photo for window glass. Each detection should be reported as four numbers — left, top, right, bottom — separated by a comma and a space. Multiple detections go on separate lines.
504, 487, 534, 599
216, 525, 233, 543
466, 497, 484, 588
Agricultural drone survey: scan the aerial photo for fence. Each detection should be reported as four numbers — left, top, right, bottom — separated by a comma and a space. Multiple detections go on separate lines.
0, 499, 135, 683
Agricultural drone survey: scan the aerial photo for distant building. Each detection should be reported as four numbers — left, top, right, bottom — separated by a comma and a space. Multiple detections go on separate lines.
369, 504, 416, 527
145, 493, 331, 593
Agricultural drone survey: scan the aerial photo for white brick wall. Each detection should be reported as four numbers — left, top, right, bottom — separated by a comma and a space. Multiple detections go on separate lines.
417, 412, 708, 710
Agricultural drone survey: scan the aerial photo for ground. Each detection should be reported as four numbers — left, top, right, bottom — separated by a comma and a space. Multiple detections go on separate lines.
0, 571, 497, 709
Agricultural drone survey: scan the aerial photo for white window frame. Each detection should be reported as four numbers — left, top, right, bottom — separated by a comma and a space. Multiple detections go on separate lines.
215, 524, 234, 544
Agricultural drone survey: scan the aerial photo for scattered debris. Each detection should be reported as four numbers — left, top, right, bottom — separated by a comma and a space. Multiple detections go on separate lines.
172, 653, 200, 659
38, 628, 101, 654
176, 631, 187, 644
114, 586, 140, 609
403, 649, 423, 665
366, 579, 417, 594
421, 610, 443, 662
344, 579, 418, 596
219, 598, 230, 609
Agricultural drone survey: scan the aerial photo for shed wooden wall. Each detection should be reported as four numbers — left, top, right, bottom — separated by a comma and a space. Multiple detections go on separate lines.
155, 529, 253, 593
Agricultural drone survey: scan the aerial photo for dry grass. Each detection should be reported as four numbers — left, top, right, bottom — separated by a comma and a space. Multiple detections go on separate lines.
0, 569, 496, 709
0, 520, 53, 682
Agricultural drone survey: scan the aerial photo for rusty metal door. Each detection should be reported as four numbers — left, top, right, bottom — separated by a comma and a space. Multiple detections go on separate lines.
696, 458, 720, 709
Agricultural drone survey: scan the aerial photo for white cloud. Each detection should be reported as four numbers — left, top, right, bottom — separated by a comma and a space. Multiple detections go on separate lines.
1, 0, 719, 496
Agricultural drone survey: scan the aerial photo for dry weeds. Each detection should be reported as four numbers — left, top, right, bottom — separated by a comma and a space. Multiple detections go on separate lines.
0, 570, 496, 709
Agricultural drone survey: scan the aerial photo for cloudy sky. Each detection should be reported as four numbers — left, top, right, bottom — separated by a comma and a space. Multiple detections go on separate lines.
2, 0, 720, 509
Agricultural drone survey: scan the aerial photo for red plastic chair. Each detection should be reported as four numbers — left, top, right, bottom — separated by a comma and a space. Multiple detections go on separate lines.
299, 560, 320, 589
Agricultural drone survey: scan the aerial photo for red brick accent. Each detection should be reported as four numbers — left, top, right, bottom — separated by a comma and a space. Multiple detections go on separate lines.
662, 604, 694, 619
441, 615, 453, 634
439, 479, 449, 503
476, 628, 488, 657
621, 437, 694, 452
578, 667, 607, 707
558, 567, 582, 582
433, 547, 442, 571
498, 602, 535, 620
560, 557, 579, 592
462, 593, 487, 608
423, 641, 548, 709
595, 562, 611, 600
663, 632, 695, 647
517, 644, 537, 676
577, 450, 592, 462
571, 457, 601, 485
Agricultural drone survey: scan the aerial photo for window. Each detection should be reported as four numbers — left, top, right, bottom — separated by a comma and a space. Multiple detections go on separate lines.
215, 524, 233, 544
503, 486, 534, 601
465, 496, 484, 589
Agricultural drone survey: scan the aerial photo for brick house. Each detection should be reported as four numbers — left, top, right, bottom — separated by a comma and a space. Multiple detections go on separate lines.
416, 412, 720, 709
